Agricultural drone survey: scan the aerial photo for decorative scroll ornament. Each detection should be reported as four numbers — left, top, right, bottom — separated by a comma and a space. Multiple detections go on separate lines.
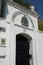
12, 11, 34, 28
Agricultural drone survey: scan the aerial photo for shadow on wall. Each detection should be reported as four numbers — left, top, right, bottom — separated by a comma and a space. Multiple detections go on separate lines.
0, 0, 9, 18
13, 0, 31, 9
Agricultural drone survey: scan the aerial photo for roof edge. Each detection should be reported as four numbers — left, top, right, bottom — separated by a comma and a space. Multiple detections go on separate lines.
7, 0, 39, 18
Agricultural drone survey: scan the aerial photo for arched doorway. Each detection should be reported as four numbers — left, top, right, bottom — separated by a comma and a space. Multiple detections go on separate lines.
16, 34, 32, 65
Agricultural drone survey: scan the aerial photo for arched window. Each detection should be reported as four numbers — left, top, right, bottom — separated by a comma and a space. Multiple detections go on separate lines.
21, 16, 29, 27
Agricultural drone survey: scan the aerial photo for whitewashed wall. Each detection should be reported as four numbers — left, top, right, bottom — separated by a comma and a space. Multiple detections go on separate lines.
0, 4, 43, 65
35, 31, 43, 65
0, 22, 10, 65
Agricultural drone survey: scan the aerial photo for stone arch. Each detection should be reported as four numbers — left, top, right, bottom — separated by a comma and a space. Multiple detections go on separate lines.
25, 15, 34, 28
16, 33, 32, 41
12, 11, 35, 28
16, 33, 33, 65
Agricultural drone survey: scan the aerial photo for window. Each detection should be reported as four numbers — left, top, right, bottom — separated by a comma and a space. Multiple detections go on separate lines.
0, 38, 6, 46
21, 16, 29, 27
1, 39, 5, 45
0, 55, 6, 58
0, 38, 6, 58
0, 27, 6, 32
0, 38, 1, 45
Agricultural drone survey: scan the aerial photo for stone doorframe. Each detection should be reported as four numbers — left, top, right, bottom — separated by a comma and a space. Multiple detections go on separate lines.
15, 33, 33, 65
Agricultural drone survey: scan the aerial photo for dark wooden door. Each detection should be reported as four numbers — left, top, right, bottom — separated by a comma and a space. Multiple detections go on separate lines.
16, 35, 30, 65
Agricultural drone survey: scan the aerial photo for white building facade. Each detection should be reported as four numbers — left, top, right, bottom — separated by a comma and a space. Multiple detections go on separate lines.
0, 1, 43, 65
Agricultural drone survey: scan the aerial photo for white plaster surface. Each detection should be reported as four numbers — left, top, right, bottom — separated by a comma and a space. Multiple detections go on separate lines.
0, 4, 43, 65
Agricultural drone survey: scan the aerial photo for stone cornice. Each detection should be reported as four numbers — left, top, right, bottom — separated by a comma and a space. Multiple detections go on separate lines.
7, 0, 39, 18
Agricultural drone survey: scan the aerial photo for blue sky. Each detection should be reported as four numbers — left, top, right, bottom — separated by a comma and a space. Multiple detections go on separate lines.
28, 0, 43, 21
23, 0, 43, 21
